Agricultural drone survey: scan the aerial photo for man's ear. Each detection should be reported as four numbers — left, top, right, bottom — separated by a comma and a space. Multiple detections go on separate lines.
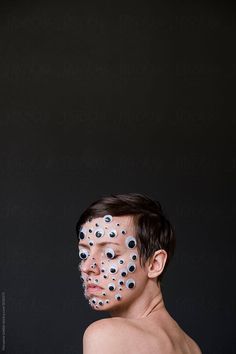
147, 249, 168, 279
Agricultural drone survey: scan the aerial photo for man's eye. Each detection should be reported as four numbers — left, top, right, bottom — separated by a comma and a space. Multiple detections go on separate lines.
79, 249, 89, 260
105, 248, 117, 259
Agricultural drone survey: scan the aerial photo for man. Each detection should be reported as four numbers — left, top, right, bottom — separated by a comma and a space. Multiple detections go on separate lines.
76, 192, 202, 354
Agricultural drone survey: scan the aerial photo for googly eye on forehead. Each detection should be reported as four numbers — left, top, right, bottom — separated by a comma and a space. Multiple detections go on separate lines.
79, 249, 89, 260
105, 248, 116, 259
94, 228, 104, 238
108, 229, 117, 238
103, 215, 113, 222
125, 236, 137, 249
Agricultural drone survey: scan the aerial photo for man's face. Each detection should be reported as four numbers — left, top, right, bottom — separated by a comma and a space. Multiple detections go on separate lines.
78, 214, 147, 310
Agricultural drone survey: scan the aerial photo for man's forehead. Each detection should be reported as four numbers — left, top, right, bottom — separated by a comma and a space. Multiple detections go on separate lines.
83, 215, 134, 229
78, 215, 136, 247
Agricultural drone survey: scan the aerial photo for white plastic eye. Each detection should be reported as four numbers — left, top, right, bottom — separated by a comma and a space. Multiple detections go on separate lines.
79, 249, 89, 260
103, 215, 113, 222
130, 253, 137, 261
118, 258, 125, 264
91, 297, 97, 304
89, 240, 94, 246
79, 228, 86, 240
125, 236, 137, 249
98, 300, 104, 306
108, 229, 117, 238
115, 294, 122, 301
127, 262, 136, 273
105, 248, 115, 259
126, 279, 136, 289
120, 269, 128, 277
118, 279, 124, 286
94, 228, 104, 238
108, 283, 116, 291
109, 264, 118, 274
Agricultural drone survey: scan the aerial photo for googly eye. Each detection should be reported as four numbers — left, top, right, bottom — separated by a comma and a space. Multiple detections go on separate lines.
118, 279, 124, 286
115, 294, 122, 301
94, 228, 104, 238
108, 229, 117, 238
91, 298, 97, 304
120, 269, 128, 277
105, 248, 115, 259
98, 300, 104, 306
79, 249, 89, 260
121, 230, 126, 235
103, 215, 112, 222
108, 283, 116, 291
105, 300, 109, 304
130, 253, 137, 261
89, 240, 94, 246
79, 228, 86, 240
127, 262, 136, 273
126, 279, 136, 289
125, 236, 137, 249
109, 264, 118, 274
118, 258, 125, 264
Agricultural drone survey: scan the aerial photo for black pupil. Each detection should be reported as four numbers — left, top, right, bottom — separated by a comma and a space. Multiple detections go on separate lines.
128, 240, 135, 248
80, 232, 85, 239
107, 252, 113, 258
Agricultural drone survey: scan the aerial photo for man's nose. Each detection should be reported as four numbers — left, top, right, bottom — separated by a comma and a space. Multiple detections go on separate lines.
80, 255, 100, 275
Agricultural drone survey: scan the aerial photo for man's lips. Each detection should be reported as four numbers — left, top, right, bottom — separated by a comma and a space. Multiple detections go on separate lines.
86, 284, 103, 291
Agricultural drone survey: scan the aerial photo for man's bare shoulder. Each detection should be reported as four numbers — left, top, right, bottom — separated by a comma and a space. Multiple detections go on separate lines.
83, 318, 137, 354
83, 317, 162, 354
83, 317, 202, 354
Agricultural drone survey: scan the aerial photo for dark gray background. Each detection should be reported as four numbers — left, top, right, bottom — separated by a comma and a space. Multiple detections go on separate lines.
0, 1, 235, 353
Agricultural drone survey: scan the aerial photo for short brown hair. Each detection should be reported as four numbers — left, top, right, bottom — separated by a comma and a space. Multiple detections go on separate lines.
76, 192, 176, 283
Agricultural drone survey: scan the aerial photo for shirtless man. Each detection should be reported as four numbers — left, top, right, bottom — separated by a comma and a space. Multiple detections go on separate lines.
76, 193, 202, 354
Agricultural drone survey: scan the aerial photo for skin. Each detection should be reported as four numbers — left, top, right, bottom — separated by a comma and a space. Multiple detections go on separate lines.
78, 215, 202, 354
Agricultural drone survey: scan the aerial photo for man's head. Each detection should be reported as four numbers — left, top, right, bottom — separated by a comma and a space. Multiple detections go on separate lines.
76, 193, 176, 310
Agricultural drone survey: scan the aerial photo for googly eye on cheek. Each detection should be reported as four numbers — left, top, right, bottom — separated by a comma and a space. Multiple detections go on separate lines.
78, 228, 86, 240
104, 247, 118, 260
79, 248, 90, 261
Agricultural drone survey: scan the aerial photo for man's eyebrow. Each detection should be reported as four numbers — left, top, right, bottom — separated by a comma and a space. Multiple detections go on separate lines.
78, 241, 121, 247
